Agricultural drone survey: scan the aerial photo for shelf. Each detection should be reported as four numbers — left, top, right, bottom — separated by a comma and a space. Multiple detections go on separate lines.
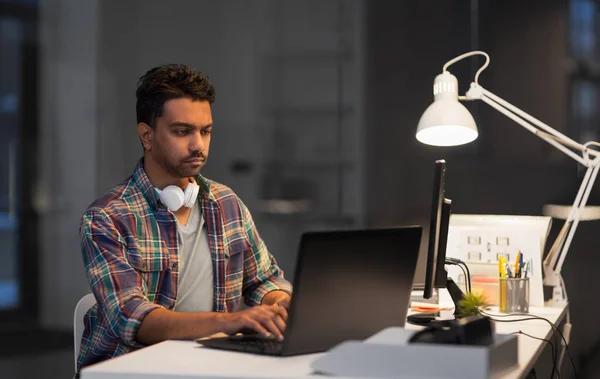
266, 161, 355, 170
260, 212, 356, 226
259, 199, 312, 215
264, 105, 353, 118
258, 199, 356, 225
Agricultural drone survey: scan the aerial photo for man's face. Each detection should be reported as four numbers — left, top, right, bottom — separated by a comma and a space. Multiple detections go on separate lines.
147, 98, 213, 178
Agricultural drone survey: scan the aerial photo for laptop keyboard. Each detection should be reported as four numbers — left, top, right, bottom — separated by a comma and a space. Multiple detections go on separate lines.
235, 336, 283, 353
200, 335, 284, 355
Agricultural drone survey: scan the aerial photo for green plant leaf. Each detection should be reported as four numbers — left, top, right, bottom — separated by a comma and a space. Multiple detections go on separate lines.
457, 291, 489, 318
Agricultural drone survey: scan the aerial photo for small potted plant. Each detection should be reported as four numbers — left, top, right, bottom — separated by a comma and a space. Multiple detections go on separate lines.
457, 291, 490, 318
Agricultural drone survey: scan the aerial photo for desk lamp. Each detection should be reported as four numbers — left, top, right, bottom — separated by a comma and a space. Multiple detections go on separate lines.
416, 51, 600, 307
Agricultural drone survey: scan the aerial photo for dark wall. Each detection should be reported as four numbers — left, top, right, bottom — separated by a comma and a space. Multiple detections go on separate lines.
365, 1, 599, 378
365, 0, 573, 224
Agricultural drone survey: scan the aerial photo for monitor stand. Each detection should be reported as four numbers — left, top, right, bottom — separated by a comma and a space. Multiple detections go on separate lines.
406, 277, 465, 326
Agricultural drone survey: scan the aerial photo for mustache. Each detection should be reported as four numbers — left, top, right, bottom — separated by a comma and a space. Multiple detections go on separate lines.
182, 151, 206, 162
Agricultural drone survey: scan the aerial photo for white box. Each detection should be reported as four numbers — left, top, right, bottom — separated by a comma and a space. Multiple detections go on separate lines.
311, 327, 518, 379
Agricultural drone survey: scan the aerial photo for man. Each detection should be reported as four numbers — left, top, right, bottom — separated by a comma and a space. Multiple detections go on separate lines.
78, 64, 292, 370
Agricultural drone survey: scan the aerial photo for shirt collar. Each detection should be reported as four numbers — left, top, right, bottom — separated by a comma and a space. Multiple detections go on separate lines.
133, 158, 215, 210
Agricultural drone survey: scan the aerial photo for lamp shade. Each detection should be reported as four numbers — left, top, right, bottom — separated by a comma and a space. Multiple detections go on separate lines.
416, 72, 479, 147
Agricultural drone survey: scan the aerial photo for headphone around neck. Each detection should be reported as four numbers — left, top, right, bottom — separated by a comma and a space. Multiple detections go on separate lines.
155, 180, 200, 211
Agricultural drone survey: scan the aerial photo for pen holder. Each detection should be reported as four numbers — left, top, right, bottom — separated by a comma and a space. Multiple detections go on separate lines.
499, 277, 529, 313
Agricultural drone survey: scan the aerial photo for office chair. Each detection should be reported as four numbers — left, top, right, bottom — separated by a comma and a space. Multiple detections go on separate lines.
73, 293, 96, 373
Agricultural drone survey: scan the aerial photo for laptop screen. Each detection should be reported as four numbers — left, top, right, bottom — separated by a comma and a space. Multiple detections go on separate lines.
282, 227, 422, 355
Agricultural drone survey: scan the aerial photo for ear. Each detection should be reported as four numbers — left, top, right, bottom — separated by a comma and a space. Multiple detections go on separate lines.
137, 122, 154, 150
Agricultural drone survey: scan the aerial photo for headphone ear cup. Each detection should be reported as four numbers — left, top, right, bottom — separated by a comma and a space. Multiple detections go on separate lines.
157, 185, 185, 211
183, 183, 200, 208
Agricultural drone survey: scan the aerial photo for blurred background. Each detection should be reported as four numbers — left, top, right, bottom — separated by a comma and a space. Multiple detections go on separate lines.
1, 0, 599, 378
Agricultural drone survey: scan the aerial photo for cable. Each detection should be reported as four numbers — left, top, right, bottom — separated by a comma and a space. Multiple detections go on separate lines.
461, 261, 472, 293
511, 330, 554, 347
482, 311, 559, 378
478, 309, 566, 378
510, 330, 557, 378
442, 50, 490, 85
477, 309, 577, 378
479, 309, 577, 377
456, 263, 469, 293
445, 258, 472, 293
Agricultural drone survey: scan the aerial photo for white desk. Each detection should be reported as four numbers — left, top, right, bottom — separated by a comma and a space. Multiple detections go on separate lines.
489, 305, 567, 379
81, 305, 566, 379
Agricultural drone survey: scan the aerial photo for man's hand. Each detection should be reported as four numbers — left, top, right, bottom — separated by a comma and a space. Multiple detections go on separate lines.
261, 290, 291, 307
276, 296, 291, 310
219, 304, 288, 340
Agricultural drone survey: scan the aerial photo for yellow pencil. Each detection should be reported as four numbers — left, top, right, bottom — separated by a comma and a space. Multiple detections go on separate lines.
499, 256, 507, 278
499, 256, 506, 311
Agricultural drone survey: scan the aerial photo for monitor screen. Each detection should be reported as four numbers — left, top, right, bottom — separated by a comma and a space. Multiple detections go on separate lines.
422, 160, 452, 299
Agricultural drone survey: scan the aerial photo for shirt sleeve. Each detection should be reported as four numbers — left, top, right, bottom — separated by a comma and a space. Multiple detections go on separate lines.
238, 199, 293, 306
80, 209, 163, 347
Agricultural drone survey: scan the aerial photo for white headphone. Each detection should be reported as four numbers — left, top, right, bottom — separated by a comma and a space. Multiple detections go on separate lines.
155, 181, 200, 211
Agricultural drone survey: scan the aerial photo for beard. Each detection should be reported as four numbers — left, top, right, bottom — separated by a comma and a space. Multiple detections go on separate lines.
154, 141, 206, 178
163, 156, 203, 178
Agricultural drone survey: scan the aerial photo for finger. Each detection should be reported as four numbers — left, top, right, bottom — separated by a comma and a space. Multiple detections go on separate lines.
245, 318, 271, 338
259, 315, 284, 341
253, 305, 287, 326
274, 304, 288, 321
262, 303, 287, 319
272, 314, 287, 335
278, 297, 291, 310
258, 304, 287, 321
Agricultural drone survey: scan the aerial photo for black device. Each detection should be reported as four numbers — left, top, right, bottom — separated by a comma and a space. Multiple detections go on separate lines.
423, 159, 450, 300
407, 160, 464, 326
198, 227, 422, 356
408, 314, 494, 346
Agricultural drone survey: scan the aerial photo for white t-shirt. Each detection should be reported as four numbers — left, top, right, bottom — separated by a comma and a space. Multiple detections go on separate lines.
173, 201, 214, 312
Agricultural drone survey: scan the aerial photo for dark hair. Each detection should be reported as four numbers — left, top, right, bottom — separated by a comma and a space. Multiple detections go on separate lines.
136, 64, 216, 127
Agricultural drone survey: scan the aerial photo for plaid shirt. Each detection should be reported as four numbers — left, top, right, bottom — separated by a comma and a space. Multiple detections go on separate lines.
78, 159, 292, 369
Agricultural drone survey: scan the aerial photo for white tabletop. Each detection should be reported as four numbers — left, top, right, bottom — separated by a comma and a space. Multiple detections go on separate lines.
485, 305, 568, 379
82, 341, 328, 379
81, 305, 567, 379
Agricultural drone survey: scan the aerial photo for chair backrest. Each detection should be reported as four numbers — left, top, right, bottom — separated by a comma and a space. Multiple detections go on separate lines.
73, 293, 96, 372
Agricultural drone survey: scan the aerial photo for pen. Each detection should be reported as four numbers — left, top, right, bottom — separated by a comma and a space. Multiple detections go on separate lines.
504, 261, 513, 278
519, 253, 524, 277
514, 251, 523, 278
522, 259, 531, 278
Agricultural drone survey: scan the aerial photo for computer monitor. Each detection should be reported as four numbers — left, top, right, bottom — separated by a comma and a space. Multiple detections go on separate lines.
423, 159, 452, 299
407, 159, 464, 326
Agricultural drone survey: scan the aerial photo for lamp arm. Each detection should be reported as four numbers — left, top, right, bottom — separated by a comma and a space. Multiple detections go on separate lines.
465, 85, 593, 165
481, 87, 586, 151
552, 165, 600, 275
430, 51, 600, 304
479, 94, 589, 165
463, 84, 600, 303
545, 166, 596, 267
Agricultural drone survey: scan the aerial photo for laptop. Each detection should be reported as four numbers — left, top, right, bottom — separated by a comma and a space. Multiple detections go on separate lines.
197, 227, 422, 356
